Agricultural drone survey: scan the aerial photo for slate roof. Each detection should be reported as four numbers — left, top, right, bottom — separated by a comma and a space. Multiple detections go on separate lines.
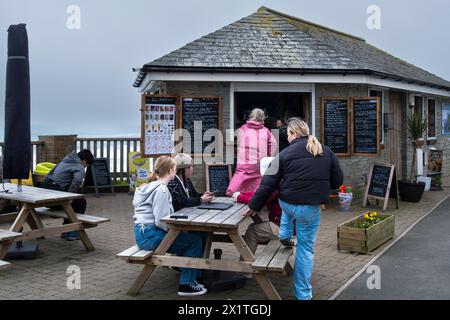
133, 6, 450, 90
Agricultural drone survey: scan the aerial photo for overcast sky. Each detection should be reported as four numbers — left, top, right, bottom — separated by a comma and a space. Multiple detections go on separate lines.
0, 0, 449, 140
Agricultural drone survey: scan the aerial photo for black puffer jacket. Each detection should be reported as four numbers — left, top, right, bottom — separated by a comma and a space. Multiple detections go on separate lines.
248, 137, 344, 211
167, 176, 202, 212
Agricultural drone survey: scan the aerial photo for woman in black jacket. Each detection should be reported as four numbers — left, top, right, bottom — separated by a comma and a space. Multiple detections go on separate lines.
167, 153, 214, 212
245, 118, 343, 300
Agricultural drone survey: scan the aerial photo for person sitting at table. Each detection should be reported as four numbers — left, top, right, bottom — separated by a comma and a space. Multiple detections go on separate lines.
167, 153, 214, 212
226, 108, 277, 197
168, 153, 214, 256
133, 155, 207, 297
41, 149, 94, 241
234, 157, 280, 255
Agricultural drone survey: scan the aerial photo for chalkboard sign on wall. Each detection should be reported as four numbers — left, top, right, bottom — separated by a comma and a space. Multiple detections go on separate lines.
181, 97, 221, 154
363, 163, 399, 211
205, 164, 232, 197
353, 98, 380, 155
84, 158, 115, 196
321, 98, 350, 156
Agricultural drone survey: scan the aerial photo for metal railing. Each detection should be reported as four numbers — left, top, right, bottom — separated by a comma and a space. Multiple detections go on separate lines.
0, 138, 147, 183
0, 141, 45, 172
76, 137, 142, 182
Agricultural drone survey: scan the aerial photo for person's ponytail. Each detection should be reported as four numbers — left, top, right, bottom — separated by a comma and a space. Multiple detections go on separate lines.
147, 156, 176, 183
148, 171, 158, 183
288, 118, 323, 157
306, 135, 323, 157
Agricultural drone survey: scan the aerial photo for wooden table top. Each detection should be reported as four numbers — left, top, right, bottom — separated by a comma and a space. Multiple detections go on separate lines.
161, 197, 249, 229
0, 183, 83, 204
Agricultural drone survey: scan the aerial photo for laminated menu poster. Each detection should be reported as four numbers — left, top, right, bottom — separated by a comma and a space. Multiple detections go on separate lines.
141, 95, 179, 157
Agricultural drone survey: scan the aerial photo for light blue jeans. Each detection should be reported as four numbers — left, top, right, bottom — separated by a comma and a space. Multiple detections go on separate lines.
279, 200, 321, 300
134, 224, 203, 285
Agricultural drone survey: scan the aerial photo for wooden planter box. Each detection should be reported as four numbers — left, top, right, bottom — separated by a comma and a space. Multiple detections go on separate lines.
337, 214, 395, 254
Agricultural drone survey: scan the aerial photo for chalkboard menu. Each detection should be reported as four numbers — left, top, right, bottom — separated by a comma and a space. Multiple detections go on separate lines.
363, 163, 399, 211
321, 98, 350, 155
353, 98, 380, 155
84, 158, 115, 196
141, 95, 179, 157
182, 97, 221, 154
206, 164, 231, 197
368, 165, 391, 198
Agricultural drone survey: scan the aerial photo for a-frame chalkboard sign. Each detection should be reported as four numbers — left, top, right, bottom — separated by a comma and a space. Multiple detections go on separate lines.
363, 163, 399, 211
84, 158, 115, 197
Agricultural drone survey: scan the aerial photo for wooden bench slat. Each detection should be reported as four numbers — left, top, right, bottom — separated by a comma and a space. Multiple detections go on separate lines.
0, 260, 11, 271
117, 245, 141, 260
0, 229, 22, 241
252, 239, 282, 271
267, 246, 293, 272
130, 250, 153, 261
37, 209, 110, 224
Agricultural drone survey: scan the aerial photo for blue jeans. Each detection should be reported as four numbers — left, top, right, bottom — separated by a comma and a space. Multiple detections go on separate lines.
134, 224, 203, 285
279, 200, 321, 300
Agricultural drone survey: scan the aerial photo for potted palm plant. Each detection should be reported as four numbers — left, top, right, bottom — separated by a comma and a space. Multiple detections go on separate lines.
398, 112, 427, 202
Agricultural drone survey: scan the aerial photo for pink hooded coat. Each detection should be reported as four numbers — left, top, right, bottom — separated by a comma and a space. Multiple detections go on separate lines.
227, 120, 277, 195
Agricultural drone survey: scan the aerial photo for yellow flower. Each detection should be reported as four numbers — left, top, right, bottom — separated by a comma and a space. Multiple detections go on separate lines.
373, 212, 378, 217
364, 214, 370, 219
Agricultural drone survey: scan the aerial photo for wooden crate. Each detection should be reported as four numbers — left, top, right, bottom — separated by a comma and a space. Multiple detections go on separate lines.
337, 214, 395, 254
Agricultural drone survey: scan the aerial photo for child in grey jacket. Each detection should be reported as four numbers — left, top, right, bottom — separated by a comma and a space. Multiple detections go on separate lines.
132, 156, 207, 297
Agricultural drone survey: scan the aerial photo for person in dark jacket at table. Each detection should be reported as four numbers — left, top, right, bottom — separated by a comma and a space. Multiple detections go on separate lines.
167, 153, 214, 212
167, 153, 214, 255
243, 118, 343, 300
41, 149, 94, 241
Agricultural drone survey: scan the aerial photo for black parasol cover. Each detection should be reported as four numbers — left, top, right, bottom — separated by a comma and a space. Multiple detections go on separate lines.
3, 23, 31, 179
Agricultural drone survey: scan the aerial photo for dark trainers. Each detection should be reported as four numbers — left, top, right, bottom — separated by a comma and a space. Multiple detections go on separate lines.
193, 280, 206, 289
178, 282, 208, 296
280, 238, 295, 247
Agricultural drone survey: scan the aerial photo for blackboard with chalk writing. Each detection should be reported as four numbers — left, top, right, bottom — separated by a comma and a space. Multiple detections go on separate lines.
181, 97, 221, 154
321, 98, 350, 156
84, 158, 115, 196
206, 164, 231, 197
363, 163, 399, 211
353, 98, 380, 155
368, 165, 391, 198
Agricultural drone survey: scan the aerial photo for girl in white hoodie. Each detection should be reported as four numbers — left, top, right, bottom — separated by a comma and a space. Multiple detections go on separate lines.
133, 156, 207, 296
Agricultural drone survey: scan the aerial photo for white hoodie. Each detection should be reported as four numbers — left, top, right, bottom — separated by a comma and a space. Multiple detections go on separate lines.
132, 181, 174, 231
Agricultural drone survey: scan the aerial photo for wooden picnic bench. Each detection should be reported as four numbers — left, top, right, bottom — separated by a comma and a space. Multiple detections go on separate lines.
0, 183, 110, 265
117, 197, 293, 300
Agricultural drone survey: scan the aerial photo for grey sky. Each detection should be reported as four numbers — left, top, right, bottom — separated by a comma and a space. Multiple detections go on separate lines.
1, 0, 449, 140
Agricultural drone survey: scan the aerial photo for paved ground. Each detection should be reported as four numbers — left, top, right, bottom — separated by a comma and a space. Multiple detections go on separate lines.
0, 187, 449, 300
336, 196, 450, 300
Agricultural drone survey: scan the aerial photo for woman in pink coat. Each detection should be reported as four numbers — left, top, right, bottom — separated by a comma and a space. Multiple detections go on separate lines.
227, 108, 277, 196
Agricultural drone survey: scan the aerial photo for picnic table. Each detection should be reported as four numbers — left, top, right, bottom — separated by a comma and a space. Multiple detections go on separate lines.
0, 183, 109, 269
118, 197, 293, 300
